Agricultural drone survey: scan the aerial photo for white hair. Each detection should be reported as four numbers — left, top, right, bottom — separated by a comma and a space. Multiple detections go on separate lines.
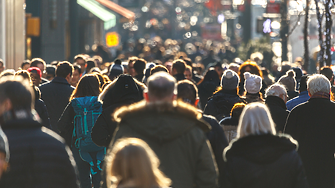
237, 103, 276, 138
307, 74, 331, 96
265, 83, 287, 98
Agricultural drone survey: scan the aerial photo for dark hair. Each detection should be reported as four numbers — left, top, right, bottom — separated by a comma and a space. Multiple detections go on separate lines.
21, 60, 30, 69
151, 65, 169, 75
86, 58, 97, 73
133, 59, 147, 75
177, 80, 198, 104
197, 69, 220, 85
230, 102, 246, 117
46, 65, 56, 77
299, 75, 309, 92
74, 54, 87, 63
56, 61, 74, 78
172, 59, 186, 74
320, 66, 333, 81
128, 56, 138, 64
70, 74, 101, 101
73, 64, 82, 75
0, 77, 34, 111
30, 58, 46, 69
92, 72, 105, 88
182, 57, 193, 67
15, 70, 31, 81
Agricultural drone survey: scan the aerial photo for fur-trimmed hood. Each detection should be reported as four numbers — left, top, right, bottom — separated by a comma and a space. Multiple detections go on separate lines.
114, 100, 211, 143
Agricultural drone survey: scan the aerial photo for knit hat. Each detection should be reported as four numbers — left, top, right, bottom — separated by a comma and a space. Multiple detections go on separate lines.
109, 59, 124, 80
278, 70, 296, 91
221, 69, 239, 90
244, 72, 262, 94
0, 128, 9, 163
27, 67, 42, 78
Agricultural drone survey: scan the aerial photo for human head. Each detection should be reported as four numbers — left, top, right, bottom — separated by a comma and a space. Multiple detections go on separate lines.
0, 76, 34, 115
214, 62, 224, 77
0, 60, 4, 73
299, 75, 309, 92
56, 61, 74, 83
228, 63, 240, 73
265, 83, 288, 103
221, 69, 240, 90
106, 138, 171, 188
30, 58, 46, 75
150, 65, 169, 75
0, 70, 15, 78
199, 69, 220, 86
238, 60, 262, 79
127, 56, 138, 77
74, 54, 87, 72
184, 65, 193, 81
0, 128, 9, 178
133, 59, 147, 76
45, 65, 56, 81
320, 66, 333, 82
145, 72, 176, 102
109, 59, 124, 81
244, 72, 262, 94
307, 74, 331, 96
71, 64, 81, 87
278, 70, 296, 91
21, 60, 31, 70
70, 74, 101, 101
172, 59, 186, 76
27, 67, 42, 87
230, 102, 246, 118
86, 58, 97, 73
15, 70, 31, 82
177, 79, 198, 105
237, 102, 276, 138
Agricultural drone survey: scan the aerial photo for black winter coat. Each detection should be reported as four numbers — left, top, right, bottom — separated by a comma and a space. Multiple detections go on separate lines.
0, 118, 79, 188
174, 73, 186, 82
284, 98, 335, 188
223, 134, 309, 188
33, 86, 51, 129
265, 96, 289, 133
39, 77, 75, 132
204, 89, 243, 121
198, 81, 219, 110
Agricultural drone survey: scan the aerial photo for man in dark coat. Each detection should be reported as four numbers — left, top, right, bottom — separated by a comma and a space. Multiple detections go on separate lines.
284, 74, 335, 188
172, 59, 187, 82
0, 77, 79, 188
265, 83, 289, 133
176, 79, 228, 188
103, 72, 218, 188
39, 61, 74, 133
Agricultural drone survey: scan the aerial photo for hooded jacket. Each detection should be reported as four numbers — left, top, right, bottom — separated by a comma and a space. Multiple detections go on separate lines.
107, 101, 218, 188
91, 75, 146, 147
204, 89, 243, 121
223, 134, 308, 188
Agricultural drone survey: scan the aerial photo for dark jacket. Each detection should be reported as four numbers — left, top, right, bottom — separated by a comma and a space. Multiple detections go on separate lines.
0, 118, 79, 188
288, 90, 299, 100
39, 77, 75, 133
265, 96, 289, 133
91, 75, 145, 147
33, 86, 51, 129
223, 134, 309, 188
174, 73, 186, 82
284, 98, 335, 188
198, 81, 219, 110
202, 114, 228, 188
106, 101, 218, 188
204, 89, 243, 121
134, 74, 144, 83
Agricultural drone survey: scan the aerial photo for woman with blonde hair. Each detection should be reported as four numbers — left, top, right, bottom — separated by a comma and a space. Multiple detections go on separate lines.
106, 138, 171, 188
222, 103, 308, 188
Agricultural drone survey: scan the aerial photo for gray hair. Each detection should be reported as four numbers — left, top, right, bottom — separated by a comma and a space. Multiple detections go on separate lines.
147, 72, 176, 100
307, 74, 331, 96
265, 83, 287, 98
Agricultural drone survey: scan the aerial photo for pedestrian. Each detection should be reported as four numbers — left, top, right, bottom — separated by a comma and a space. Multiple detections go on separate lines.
91, 74, 146, 147
0, 76, 79, 188
223, 103, 308, 188
242, 72, 264, 103
30, 58, 49, 84
172, 59, 187, 82
286, 75, 310, 111
204, 69, 244, 121
197, 69, 221, 110
177, 79, 228, 188
103, 72, 218, 188
278, 70, 299, 100
105, 138, 171, 188
27, 67, 42, 87
220, 102, 246, 142
133, 58, 147, 82
284, 74, 335, 188
108, 59, 124, 81
264, 83, 289, 133
0, 127, 9, 179
58, 74, 104, 188
237, 61, 265, 95
39, 61, 75, 133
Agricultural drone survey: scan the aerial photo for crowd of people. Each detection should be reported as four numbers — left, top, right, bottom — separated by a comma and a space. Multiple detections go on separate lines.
0, 47, 334, 188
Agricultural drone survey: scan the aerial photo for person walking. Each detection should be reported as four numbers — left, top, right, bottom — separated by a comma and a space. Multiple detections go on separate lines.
223, 103, 308, 188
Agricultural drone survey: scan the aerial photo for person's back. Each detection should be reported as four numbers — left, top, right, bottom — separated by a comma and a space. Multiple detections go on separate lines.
39, 61, 74, 132
109, 72, 218, 188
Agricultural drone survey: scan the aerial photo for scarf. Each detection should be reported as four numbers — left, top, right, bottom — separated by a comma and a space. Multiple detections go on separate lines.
310, 91, 330, 99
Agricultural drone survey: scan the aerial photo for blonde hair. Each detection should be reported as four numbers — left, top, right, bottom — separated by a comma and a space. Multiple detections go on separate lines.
237, 102, 276, 138
106, 138, 171, 188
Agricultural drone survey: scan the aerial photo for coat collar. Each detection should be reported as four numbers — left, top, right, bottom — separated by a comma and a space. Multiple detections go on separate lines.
51, 77, 70, 85
265, 96, 287, 110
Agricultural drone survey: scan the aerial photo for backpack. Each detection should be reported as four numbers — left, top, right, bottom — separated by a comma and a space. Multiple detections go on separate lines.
72, 96, 105, 173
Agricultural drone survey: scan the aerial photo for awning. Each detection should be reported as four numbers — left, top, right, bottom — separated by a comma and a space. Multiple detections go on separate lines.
77, 0, 116, 30
96, 0, 135, 21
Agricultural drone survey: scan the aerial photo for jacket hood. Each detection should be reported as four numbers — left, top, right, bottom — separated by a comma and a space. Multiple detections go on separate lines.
224, 134, 298, 164
114, 101, 211, 144
99, 75, 146, 109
